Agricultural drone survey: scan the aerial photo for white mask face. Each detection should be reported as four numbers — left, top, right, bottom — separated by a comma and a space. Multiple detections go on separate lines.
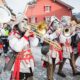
18, 20, 27, 32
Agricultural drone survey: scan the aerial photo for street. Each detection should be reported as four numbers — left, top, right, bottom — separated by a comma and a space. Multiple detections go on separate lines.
31, 47, 80, 80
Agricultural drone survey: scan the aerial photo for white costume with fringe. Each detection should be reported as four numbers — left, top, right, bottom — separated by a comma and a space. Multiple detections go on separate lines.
8, 30, 36, 73
59, 33, 72, 59
42, 31, 61, 64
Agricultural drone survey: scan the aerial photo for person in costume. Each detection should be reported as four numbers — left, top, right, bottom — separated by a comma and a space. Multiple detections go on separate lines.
57, 26, 80, 77
47, 16, 60, 34
0, 23, 11, 54
41, 25, 62, 80
71, 26, 80, 68
8, 18, 38, 80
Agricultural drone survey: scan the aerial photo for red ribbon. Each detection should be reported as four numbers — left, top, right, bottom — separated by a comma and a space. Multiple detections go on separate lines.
0, 43, 3, 48
58, 50, 63, 61
65, 39, 70, 47
29, 31, 34, 37
12, 50, 34, 80
10, 30, 20, 35
23, 36, 29, 40
50, 44, 63, 64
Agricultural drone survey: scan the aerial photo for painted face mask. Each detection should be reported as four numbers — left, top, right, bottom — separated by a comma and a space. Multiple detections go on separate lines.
18, 20, 28, 32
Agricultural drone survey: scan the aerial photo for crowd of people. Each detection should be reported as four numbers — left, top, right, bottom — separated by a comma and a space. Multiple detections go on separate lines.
40, 17, 80, 80
0, 13, 80, 80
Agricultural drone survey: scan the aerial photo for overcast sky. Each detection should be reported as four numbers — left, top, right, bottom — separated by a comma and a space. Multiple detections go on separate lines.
5, 0, 80, 15
5, 0, 33, 15
61, 0, 80, 13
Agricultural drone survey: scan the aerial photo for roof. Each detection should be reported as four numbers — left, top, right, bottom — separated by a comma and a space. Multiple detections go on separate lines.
55, 0, 74, 9
25, 0, 73, 17
30, 0, 74, 9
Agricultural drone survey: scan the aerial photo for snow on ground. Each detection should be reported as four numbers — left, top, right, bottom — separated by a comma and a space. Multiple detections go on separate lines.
31, 47, 80, 80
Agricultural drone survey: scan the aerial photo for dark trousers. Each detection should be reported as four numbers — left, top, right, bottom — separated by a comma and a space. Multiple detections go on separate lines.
20, 72, 33, 80
11, 72, 33, 80
3, 39, 9, 53
74, 53, 79, 62
58, 53, 77, 74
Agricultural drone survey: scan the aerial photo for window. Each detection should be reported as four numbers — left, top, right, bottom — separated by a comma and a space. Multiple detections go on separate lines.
31, 16, 37, 23
44, 5, 51, 12
45, 16, 51, 24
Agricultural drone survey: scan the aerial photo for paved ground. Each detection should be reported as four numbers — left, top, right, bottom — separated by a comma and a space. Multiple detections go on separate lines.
31, 47, 80, 80
0, 47, 80, 80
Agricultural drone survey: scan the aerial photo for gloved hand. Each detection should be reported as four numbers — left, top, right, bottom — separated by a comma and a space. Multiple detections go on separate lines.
24, 30, 31, 37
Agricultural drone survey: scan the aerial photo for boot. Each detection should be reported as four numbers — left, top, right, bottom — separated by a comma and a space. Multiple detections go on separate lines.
70, 54, 80, 76
73, 72, 80, 76
57, 58, 66, 78
57, 72, 66, 77
27, 76, 33, 80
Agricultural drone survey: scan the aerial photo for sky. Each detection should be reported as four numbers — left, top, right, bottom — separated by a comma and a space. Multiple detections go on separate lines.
61, 0, 80, 14
4, 0, 80, 15
5, 0, 34, 15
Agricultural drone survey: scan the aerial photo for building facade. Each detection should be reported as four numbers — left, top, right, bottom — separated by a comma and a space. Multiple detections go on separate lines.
25, 0, 73, 24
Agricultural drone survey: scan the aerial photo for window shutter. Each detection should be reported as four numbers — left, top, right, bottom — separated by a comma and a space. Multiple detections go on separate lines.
29, 18, 31, 23
35, 17, 37, 23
